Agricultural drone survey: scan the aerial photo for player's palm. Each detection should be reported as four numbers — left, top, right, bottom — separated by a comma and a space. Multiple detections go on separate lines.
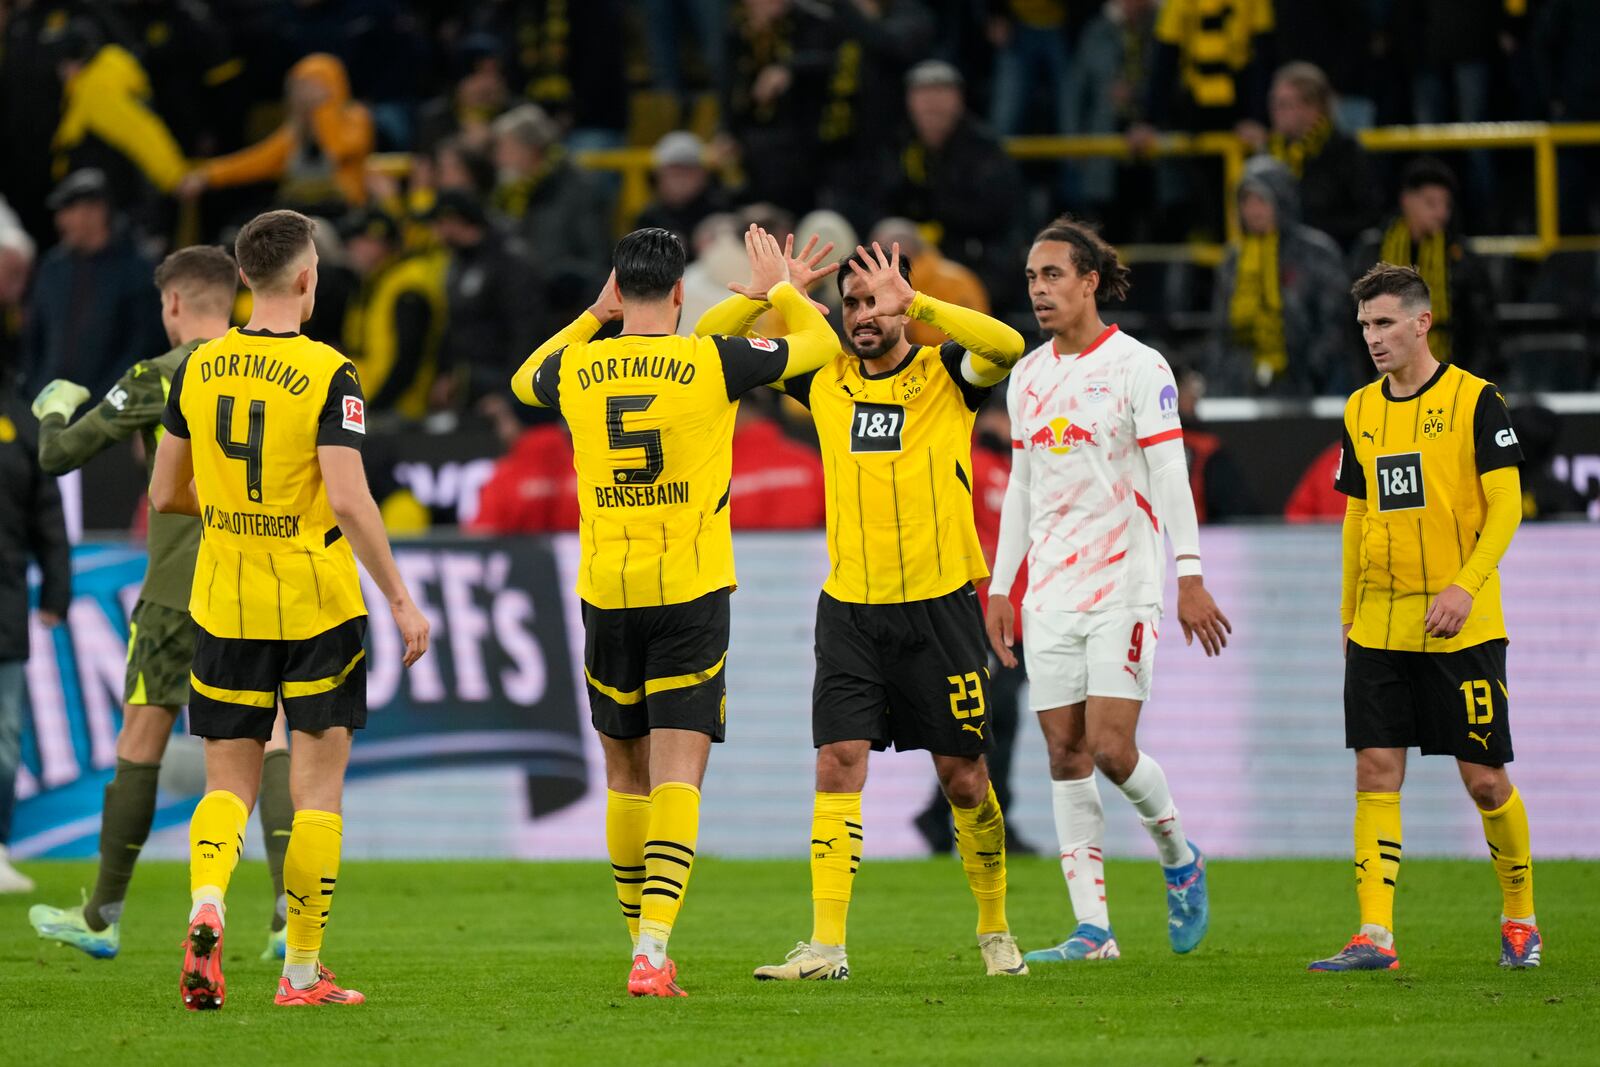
1177, 577, 1231, 657
849, 242, 914, 319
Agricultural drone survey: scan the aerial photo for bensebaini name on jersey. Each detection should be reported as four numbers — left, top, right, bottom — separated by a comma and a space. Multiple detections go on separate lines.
594, 481, 691, 508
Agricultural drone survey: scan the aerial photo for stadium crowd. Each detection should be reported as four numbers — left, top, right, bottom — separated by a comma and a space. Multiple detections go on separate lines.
1, 0, 1596, 536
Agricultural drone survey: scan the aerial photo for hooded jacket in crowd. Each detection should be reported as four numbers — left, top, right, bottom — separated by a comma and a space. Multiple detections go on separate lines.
1210, 157, 1354, 396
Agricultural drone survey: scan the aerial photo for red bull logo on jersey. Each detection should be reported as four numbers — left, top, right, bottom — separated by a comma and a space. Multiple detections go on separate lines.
1028, 416, 1097, 455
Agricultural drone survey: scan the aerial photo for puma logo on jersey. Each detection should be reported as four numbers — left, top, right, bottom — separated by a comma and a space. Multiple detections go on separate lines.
1361, 430, 1376, 442
960, 722, 985, 740
1468, 731, 1493, 750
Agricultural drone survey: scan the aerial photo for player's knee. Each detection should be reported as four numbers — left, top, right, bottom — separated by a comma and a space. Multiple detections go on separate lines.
816, 743, 868, 791
938, 762, 989, 809
1047, 743, 1092, 781
1463, 770, 1510, 810
1090, 746, 1136, 784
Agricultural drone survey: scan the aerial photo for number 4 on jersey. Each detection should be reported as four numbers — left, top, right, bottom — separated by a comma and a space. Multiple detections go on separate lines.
216, 395, 266, 503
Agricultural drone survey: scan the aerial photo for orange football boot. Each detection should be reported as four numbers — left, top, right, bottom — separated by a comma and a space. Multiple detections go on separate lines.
180, 904, 226, 1010
274, 964, 366, 1006
628, 954, 687, 997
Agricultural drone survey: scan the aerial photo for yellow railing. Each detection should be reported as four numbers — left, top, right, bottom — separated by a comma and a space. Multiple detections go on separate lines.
375, 121, 1600, 263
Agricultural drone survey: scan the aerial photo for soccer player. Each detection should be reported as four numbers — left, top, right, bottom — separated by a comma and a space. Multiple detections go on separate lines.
28, 246, 295, 962
150, 210, 430, 1008
510, 225, 839, 998
700, 241, 1031, 981
986, 217, 1230, 964
1310, 264, 1536, 971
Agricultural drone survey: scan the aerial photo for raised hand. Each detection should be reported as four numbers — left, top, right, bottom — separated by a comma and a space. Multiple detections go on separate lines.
846, 241, 915, 320
731, 223, 791, 301
587, 270, 624, 324
786, 232, 840, 292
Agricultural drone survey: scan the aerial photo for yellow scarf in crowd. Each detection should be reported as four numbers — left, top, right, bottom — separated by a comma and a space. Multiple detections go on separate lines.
1230, 233, 1287, 385
1380, 219, 1454, 360
1268, 115, 1333, 180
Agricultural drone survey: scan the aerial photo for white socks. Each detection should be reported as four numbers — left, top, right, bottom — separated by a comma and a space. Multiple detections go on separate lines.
637, 932, 668, 969
1050, 776, 1110, 931
283, 962, 320, 989
188, 889, 224, 923
1115, 752, 1194, 868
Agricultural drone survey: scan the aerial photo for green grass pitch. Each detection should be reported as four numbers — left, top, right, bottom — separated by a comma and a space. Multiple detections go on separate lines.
4, 857, 1597, 1065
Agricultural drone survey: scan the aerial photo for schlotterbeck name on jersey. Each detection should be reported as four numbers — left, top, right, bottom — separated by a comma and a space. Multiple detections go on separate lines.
203, 504, 302, 538
195, 351, 313, 395
594, 481, 691, 508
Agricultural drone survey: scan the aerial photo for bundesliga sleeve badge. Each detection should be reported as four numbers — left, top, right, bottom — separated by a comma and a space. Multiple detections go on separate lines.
342, 396, 366, 434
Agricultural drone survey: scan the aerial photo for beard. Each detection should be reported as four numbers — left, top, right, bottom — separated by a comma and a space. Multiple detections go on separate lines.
846, 323, 899, 359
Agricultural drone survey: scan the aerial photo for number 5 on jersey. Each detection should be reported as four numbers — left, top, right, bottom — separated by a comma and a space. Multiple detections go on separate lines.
607, 394, 664, 485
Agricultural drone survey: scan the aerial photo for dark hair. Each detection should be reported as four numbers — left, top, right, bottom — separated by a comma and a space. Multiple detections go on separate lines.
1031, 215, 1131, 304
1351, 262, 1431, 309
154, 245, 239, 314
613, 227, 686, 300
836, 245, 914, 296
234, 210, 316, 293
1400, 157, 1457, 196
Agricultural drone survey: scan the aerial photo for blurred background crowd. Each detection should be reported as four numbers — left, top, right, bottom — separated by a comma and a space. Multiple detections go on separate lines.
1, 0, 1597, 538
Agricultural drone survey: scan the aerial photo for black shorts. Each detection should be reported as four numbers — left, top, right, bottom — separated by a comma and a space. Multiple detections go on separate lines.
582, 589, 729, 742
812, 585, 993, 757
125, 600, 198, 709
189, 616, 369, 741
1345, 638, 1513, 766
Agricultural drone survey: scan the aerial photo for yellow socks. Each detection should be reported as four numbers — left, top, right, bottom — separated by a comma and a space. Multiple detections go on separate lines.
189, 789, 248, 913
638, 782, 700, 963
606, 790, 652, 943
282, 809, 343, 981
809, 792, 862, 947
1354, 791, 1402, 935
952, 783, 1009, 936
1479, 786, 1534, 921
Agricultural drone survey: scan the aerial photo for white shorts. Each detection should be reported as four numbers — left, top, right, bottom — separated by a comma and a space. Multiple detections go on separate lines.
1023, 603, 1162, 710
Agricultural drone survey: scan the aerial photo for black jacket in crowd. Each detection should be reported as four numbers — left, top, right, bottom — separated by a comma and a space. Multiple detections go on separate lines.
439, 226, 546, 405
0, 394, 71, 662
1294, 130, 1382, 250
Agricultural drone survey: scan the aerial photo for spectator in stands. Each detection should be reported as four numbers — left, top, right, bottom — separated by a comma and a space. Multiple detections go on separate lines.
810, 0, 934, 230
1272, 0, 1380, 130
634, 132, 729, 244
1132, 0, 1274, 238
987, 1, 1071, 137
891, 60, 1024, 309
721, 0, 827, 213
1064, 0, 1160, 229
1351, 158, 1500, 378
679, 214, 749, 333
1283, 440, 1346, 522
1510, 404, 1589, 520
1535, 0, 1600, 231
914, 396, 1033, 854
415, 34, 512, 156
114, 0, 242, 160
729, 391, 826, 528
868, 216, 989, 347
0, 200, 33, 384
795, 209, 857, 324
475, 0, 629, 148
341, 208, 448, 421
179, 53, 374, 214
45, 21, 190, 213
433, 136, 499, 202
20, 171, 164, 401
490, 103, 608, 314
430, 190, 543, 410
0, 380, 71, 892
466, 398, 580, 534
1209, 157, 1351, 396
644, 0, 727, 107
1245, 62, 1381, 250
1175, 365, 1258, 521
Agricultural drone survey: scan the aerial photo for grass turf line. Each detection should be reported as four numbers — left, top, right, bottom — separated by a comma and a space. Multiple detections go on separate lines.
3, 858, 1597, 1066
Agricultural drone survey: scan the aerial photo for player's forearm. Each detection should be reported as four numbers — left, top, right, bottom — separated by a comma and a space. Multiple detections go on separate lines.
769, 282, 838, 379
510, 311, 601, 406
989, 450, 1032, 595
37, 410, 126, 475
694, 294, 767, 339
1145, 437, 1202, 575
1341, 496, 1366, 624
334, 492, 413, 608
908, 292, 1024, 385
1451, 466, 1522, 596
153, 479, 201, 516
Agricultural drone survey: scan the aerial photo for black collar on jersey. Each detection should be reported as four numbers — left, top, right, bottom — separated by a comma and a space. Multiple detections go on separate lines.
237, 327, 299, 339
1381, 360, 1449, 403
859, 346, 923, 381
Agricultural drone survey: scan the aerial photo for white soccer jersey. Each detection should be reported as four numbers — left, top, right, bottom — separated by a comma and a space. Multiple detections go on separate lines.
1006, 325, 1183, 613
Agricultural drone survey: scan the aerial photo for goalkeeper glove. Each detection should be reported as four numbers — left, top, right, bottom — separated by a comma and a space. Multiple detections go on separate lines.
31, 379, 91, 422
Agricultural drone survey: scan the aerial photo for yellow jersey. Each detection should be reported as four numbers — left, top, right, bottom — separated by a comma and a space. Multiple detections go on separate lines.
521, 320, 796, 610
162, 327, 368, 640
1335, 363, 1523, 652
